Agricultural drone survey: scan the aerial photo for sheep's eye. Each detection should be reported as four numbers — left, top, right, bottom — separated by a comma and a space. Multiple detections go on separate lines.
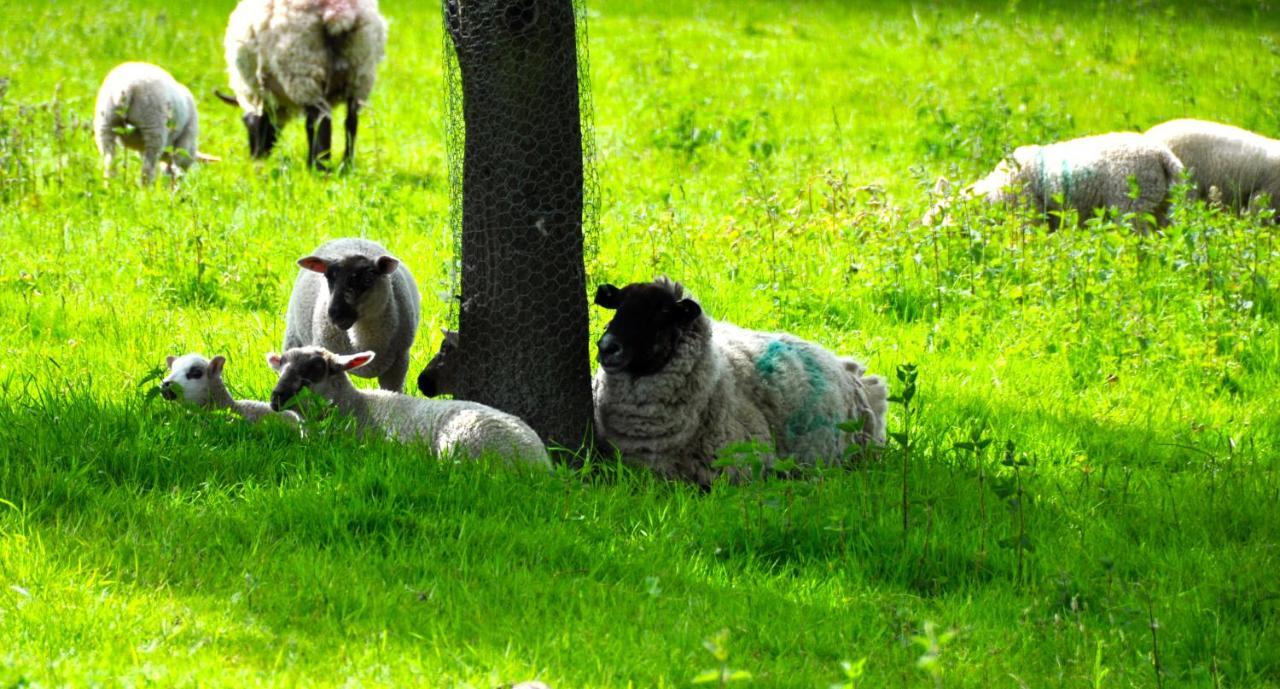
187, 368, 203, 380
361, 273, 376, 288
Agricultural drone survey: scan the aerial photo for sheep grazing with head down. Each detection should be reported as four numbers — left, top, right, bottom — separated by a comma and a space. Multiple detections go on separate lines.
284, 238, 420, 392
218, 0, 388, 168
94, 62, 218, 185
926, 132, 1185, 230
591, 277, 888, 487
161, 353, 300, 425
1144, 118, 1280, 216
268, 346, 551, 468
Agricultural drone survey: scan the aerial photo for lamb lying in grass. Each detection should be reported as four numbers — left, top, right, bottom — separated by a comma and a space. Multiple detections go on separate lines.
591, 277, 888, 486
161, 353, 299, 425
1145, 118, 1280, 216
268, 346, 551, 468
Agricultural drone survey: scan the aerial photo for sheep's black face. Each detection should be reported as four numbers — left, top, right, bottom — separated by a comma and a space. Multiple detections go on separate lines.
244, 112, 278, 159
594, 282, 702, 376
269, 352, 330, 412
417, 330, 459, 397
298, 254, 399, 331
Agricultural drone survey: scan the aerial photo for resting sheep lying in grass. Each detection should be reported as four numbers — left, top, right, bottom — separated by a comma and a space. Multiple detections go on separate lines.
219, 0, 388, 168
284, 238, 420, 392
268, 347, 551, 468
591, 277, 888, 487
161, 353, 300, 425
926, 132, 1185, 230
1145, 118, 1280, 216
94, 62, 218, 185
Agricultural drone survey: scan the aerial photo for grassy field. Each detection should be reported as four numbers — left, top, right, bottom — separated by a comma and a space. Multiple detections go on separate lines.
2, 0, 1280, 686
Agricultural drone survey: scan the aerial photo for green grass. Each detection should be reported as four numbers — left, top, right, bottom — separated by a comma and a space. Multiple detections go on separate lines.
2, 0, 1280, 686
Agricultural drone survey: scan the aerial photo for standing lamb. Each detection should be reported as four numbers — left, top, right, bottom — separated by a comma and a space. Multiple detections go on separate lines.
218, 0, 388, 168
592, 277, 888, 487
94, 62, 217, 185
268, 346, 550, 467
284, 238, 420, 392
161, 353, 300, 425
1145, 118, 1280, 215
928, 132, 1185, 230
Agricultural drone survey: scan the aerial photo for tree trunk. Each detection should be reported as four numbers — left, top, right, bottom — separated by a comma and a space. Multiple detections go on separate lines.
446, 0, 593, 452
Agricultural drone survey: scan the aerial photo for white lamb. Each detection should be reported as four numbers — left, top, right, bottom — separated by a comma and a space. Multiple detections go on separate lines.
268, 346, 551, 468
219, 0, 388, 168
284, 238, 420, 392
161, 353, 300, 425
927, 132, 1185, 230
1145, 118, 1280, 215
591, 277, 888, 487
93, 62, 217, 185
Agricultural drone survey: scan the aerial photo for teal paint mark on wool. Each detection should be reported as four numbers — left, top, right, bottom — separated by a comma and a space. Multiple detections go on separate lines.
755, 339, 834, 444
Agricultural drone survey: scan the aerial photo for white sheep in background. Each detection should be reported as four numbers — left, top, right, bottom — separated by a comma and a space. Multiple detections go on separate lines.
93, 62, 218, 185
591, 277, 888, 487
1145, 118, 1280, 215
284, 238, 420, 392
161, 353, 300, 425
219, 0, 388, 168
926, 132, 1185, 230
267, 346, 551, 468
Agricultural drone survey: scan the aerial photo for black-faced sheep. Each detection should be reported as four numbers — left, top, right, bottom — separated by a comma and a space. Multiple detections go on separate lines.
1145, 118, 1280, 216
417, 328, 458, 398
591, 277, 888, 487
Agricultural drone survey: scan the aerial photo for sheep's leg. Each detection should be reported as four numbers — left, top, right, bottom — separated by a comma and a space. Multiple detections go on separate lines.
379, 352, 409, 393
305, 105, 332, 171
138, 125, 168, 186
342, 99, 359, 170
97, 133, 117, 180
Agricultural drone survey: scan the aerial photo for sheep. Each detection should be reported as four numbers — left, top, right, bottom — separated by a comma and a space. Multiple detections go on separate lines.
161, 353, 300, 425
1144, 118, 1280, 216
284, 238, 419, 392
93, 62, 218, 185
218, 0, 388, 169
926, 132, 1185, 230
267, 346, 551, 468
591, 277, 888, 487
417, 328, 458, 397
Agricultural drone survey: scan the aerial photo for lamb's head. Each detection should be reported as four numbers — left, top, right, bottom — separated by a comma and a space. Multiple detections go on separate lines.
214, 91, 278, 159
161, 353, 225, 407
593, 277, 702, 376
267, 346, 375, 411
297, 252, 401, 331
417, 328, 459, 397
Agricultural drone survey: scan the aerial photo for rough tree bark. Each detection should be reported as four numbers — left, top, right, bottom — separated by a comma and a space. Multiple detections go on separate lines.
445, 0, 593, 452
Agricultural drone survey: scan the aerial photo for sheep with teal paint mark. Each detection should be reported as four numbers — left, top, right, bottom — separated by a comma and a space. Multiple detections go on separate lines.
591, 277, 888, 487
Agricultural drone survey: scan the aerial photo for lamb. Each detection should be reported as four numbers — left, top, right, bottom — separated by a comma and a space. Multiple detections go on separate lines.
218, 0, 388, 168
926, 132, 1185, 230
417, 328, 459, 397
284, 238, 420, 392
93, 62, 217, 185
1144, 118, 1280, 215
161, 353, 300, 425
268, 346, 551, 468
591, 277, 888, 487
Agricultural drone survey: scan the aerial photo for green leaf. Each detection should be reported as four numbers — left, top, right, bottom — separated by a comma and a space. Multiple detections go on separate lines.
691, 669, 722, 684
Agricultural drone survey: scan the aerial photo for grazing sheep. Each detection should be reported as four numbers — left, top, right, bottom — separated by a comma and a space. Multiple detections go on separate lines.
417, 328, 458, 397
284, 238, 420, 392
928, 132, 1185, 230
1145, 118, 1280, 215
94, 62, 218, 185
219, 0, 388, 168
591, 277, 888, 487
161, 353, 300, 425
268, 346, 551, 467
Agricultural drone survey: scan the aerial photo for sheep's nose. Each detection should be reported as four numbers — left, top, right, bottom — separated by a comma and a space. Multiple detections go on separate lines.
598, 334, 622, 359
270, 391, 287, 412
159, 383, 176, 401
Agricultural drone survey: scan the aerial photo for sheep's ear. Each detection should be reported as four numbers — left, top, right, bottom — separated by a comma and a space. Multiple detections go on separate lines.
336, 351, 376, 371
267, 353, 284, 372
298, 256, 329, 274
594, 284, 621, 309
214, 90, 239, 107
442, 328, 459, 347
165, 355, 176, 369
375, 256, 399, 275
675, 298, 702, 324
208, 356, 226, 378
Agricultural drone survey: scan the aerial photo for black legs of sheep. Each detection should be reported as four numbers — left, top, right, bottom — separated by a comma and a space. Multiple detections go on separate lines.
445, 0, 594, 453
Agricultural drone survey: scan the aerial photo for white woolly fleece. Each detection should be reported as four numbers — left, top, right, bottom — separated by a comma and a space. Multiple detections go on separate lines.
1145, 118, 1280, 214
93, 62, 201, 185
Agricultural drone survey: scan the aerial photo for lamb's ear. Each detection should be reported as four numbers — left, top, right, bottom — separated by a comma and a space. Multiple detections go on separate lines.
594, 284, 621, 309
165, 355, 176, 369
208, 355, 226, 378
375, 256, 400, 275
267, 353, 284, 372
442, 328, 459, 347
675, 298, 702, 324
297, 256, 329, 274
214, 90, 239, 107
335, 351, 376, 371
